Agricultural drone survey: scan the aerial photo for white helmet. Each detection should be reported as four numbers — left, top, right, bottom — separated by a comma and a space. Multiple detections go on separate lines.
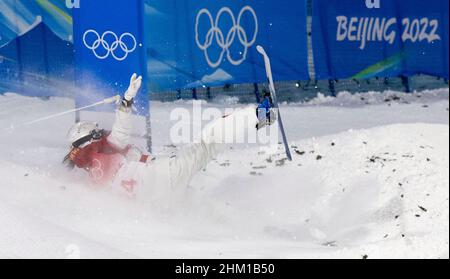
67, 121, 103, 148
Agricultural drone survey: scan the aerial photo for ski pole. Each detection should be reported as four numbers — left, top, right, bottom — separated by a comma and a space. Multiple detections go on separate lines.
23, 95, 121, 126
1, 95, 121, 133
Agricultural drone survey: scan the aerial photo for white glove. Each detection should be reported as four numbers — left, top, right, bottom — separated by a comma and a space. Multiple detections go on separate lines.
124, 73, 142, 102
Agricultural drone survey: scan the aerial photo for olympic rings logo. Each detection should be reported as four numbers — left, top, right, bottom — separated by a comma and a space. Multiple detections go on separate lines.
195, 6, 258, 68
82, 30, 137, 61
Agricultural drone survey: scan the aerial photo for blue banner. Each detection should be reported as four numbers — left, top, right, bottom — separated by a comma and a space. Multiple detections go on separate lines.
145, 0, 309, 91
0, 0, 74, 97
73, 0, 148, 115
312, 0, 449, 80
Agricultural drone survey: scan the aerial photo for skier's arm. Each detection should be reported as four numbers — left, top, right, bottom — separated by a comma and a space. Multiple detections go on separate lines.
107, 105, 133, 150
107, 73, 142, 150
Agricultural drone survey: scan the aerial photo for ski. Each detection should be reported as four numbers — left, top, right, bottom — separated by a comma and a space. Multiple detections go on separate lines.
256, 45, 293, 161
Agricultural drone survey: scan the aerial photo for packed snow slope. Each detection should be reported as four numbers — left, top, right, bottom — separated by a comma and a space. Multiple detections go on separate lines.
0, 89, 448, 259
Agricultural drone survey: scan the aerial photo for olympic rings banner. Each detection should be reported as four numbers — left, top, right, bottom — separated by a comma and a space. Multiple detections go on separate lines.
73, 0, 149, 115
312, 0, 449, 80
146, 0, 309, 91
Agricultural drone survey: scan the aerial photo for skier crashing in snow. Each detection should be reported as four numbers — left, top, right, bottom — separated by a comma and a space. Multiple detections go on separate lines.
63, 73, 276, 199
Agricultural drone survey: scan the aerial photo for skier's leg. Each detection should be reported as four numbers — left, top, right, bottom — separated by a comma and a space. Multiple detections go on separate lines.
169, 106, 258, 190
168, 141, 222, 191
201, 106, 259, 145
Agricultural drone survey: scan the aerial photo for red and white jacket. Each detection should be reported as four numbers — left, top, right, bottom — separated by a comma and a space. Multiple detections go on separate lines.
71, 106, 149, 186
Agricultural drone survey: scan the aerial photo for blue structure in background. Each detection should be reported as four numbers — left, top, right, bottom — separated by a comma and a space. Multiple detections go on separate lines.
0, 0, 74, 97
145, 0, 310, 91
73, 0, 148, 116
0, 0, 73, 46
0, 0, 448, 102
312, 0, 449, 80
0, 17, 74, 97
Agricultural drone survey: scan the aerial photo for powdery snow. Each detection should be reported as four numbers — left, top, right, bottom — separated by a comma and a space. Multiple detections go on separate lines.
0, 88, 448, 259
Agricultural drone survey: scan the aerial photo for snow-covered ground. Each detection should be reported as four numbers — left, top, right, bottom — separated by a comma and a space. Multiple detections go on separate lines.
0, 88, 448, 259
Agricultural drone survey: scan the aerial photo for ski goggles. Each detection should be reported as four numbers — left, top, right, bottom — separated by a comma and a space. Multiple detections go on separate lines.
72, 129, 105, 148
